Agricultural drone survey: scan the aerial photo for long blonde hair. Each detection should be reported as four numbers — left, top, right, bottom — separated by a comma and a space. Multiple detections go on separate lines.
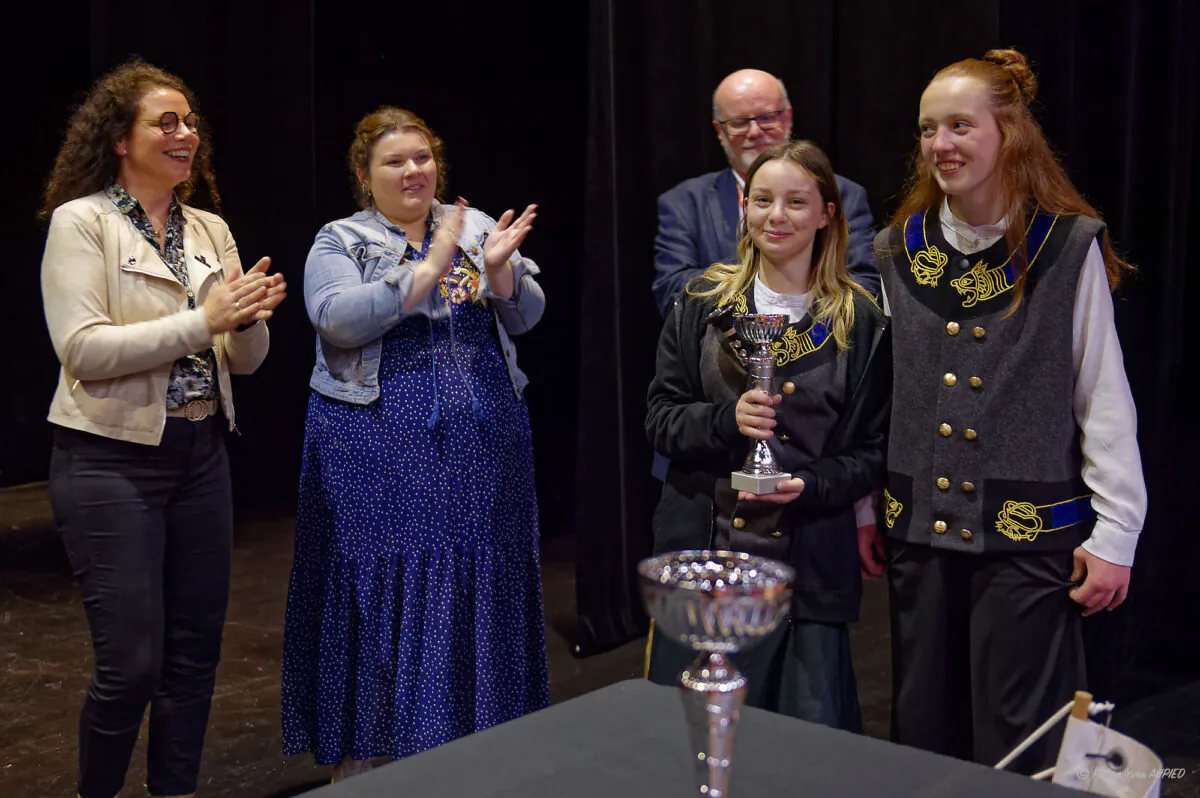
890, 48, 1134, 308
688, 140, 871, 349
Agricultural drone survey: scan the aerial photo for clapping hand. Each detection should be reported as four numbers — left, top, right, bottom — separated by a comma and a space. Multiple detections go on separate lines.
483, 203, 537, 271
204, 257, 285, 333
238, 257, 287, 324
427, 199, 467, 277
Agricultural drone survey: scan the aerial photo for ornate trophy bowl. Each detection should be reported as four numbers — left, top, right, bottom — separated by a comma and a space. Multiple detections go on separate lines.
731, 312, 788, 349
638, 550, 795, 798
730, 313, 791, 494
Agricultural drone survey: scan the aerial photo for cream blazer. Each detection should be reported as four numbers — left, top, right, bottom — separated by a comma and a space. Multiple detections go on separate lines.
41, 191, 270, 445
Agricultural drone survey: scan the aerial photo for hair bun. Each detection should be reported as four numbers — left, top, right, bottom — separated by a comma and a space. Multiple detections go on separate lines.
984, 48, 1037, 105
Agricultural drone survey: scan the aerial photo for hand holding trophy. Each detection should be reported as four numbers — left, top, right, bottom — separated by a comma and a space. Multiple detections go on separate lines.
730, 313, 791, 495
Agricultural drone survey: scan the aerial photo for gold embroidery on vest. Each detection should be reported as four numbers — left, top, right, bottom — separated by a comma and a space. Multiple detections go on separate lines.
996, 500, 1042, 542
733, 293, 748, 314
903, 208, 1062, 306
910, 245, 947, 287
951, 260, 1014, 308
883, 488, 903, 529
769, 326, 825, 366
995, 494, 1092, 543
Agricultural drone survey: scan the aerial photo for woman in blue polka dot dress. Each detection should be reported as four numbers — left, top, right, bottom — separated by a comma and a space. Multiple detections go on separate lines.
282, 107, 549, 781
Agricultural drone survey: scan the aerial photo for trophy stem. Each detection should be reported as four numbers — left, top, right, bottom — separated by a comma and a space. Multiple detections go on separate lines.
679, 652, 747, 798
745, 354, 773, 393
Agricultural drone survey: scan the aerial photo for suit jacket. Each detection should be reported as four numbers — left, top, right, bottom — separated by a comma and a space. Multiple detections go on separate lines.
652, 167, 880, 317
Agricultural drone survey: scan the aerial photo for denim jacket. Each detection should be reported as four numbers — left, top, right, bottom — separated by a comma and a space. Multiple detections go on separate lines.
304, 203, 545, 404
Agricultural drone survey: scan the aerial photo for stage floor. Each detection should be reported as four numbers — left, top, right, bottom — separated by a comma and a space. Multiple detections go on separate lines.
0, 482, 1194, 797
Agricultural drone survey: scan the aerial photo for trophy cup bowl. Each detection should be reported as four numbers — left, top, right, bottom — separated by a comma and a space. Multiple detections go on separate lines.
731, 313, 787, 348
639, 550, 795, 798
731, 313, 791, 495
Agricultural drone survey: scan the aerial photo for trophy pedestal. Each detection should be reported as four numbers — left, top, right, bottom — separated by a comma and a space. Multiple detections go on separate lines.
680, 653, 746, 798
638, 550, 796, 798
730, 469, 791, 495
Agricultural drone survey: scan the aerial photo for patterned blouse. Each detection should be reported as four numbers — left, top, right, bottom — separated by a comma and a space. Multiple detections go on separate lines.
105, 184, 218, 408
405, 214, 481, 307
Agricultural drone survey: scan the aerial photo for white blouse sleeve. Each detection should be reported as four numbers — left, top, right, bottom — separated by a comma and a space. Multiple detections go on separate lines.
1073, 239, 1147, 566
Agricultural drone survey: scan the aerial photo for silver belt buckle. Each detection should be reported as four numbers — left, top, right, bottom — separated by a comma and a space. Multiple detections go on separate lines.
183, 399, 212, 422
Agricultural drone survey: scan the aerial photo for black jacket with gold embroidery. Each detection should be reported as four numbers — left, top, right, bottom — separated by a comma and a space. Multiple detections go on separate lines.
645, 278, 891, 623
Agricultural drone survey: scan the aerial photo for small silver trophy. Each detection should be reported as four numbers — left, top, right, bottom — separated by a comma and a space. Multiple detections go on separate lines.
638, 550, 795, 798
730, 313, 791, 494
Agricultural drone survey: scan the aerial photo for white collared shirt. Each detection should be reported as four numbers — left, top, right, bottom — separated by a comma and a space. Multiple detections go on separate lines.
937, 199, 1146, 565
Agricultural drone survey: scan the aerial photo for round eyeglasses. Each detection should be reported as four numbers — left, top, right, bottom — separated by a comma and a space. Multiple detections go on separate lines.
140, 111, 201, 134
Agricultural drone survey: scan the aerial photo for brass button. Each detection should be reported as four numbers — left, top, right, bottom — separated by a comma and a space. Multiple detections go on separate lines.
933, 520, 948, 534
771, 530, 782, 538
961, 481, 976, 493
777, 433, 790, 442
960, 528, 974, 541
968, 376, 982, 389
963, 428, 978, 441
732, 517, 746, 530
943, 373, 958, 387
972, 326, 986, 339
946, 321, 960, 336
939, 423, 953, 437
937, 477, 950, 490
782, 381, 796, 395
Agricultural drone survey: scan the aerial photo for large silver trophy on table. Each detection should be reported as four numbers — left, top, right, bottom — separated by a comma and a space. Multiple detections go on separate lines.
638, 550, 795, 798
730, 313, 791, 494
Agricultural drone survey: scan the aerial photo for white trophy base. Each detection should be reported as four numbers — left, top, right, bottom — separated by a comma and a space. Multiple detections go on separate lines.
730, 470, 791, 495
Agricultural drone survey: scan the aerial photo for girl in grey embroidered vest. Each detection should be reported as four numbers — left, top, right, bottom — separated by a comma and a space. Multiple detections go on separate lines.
875, 47, 1146, 772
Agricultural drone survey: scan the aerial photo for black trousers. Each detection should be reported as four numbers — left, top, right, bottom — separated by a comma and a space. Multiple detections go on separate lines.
887, 539, 1085, 774
48, 419, 233, 798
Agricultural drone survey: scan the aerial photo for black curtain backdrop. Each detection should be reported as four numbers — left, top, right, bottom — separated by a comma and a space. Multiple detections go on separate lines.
4, 1, 1197, 699
5, 2, 588, 538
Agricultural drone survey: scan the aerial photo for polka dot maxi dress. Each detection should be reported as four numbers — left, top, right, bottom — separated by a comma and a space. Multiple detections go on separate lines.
281, 241, 549, 765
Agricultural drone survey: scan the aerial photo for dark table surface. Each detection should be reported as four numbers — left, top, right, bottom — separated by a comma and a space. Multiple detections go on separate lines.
303, 678, 1077, 797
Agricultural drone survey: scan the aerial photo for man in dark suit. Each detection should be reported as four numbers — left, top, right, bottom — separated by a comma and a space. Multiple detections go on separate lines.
652, 68, 880, 317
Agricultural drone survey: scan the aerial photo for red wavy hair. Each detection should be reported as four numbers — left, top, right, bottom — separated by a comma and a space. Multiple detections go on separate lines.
889, 48, 1133, 307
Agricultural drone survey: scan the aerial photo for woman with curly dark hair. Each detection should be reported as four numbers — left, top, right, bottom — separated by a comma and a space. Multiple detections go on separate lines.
40, 59, 286, 798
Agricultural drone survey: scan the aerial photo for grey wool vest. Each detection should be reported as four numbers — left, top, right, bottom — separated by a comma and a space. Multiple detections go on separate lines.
877, 210, 1104, 554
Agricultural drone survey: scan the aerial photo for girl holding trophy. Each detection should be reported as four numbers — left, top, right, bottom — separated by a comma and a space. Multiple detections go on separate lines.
645, 140, 891, 731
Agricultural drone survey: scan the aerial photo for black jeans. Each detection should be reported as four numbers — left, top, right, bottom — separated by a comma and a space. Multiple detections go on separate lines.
48, 419, 233, 798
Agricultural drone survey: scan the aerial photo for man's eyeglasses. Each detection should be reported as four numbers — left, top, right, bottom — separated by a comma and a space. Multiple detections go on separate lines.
140, 111, 201, 134
717, 109, 787, 136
